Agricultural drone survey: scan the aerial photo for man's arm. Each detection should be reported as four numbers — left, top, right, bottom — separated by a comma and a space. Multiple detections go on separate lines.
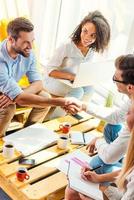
82, 101, 131, 125
23, 80, 43, 94
95, 128, 130, 164
14, 93, 81, 111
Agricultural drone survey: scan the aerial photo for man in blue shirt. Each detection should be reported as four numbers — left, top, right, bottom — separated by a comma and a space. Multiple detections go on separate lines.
0, 17, 81, 137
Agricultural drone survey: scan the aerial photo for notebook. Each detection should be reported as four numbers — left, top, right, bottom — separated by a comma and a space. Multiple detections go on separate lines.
70, 131, 100, 145
59, 60, 114, 88
58, 150, 103, 200
3, 123, 58, 156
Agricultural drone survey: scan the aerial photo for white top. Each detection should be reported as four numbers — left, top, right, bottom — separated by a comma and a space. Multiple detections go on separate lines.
43, 39, 94, 96
104, 168, 134, 200
86, 100, 131, 164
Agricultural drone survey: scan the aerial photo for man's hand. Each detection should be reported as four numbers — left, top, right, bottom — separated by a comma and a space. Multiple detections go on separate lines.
63, 97, 83, 115
0, 94, 15, 108
86, 137, 100, 154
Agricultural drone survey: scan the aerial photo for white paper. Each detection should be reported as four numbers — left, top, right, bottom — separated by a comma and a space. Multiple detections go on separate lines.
70, 131, 84, 144
4, 124, 58, 156
70, 131, 98, 145
58, 150, 103, 200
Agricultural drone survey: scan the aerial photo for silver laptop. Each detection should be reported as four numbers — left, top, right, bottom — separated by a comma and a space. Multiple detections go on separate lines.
59, 60, 115, 88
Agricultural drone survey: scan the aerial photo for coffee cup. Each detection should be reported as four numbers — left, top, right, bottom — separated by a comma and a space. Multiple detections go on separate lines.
57, 136, 68, 149
16, 167, 30, 182
59, 122, 71, 134
2, 142, 14, 159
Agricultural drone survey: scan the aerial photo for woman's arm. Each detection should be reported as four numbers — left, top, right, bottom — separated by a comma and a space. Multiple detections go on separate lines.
49, 70, 75, 81
83, 169, 121, 183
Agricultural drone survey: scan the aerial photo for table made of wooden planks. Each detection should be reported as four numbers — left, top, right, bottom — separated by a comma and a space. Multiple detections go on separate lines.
0, 112, 102, 200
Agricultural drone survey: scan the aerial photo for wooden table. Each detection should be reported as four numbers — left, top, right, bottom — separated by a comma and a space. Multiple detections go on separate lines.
0, 112, 102, 200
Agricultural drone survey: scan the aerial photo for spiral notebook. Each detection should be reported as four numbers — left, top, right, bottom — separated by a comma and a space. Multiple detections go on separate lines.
58, 150, 103, 200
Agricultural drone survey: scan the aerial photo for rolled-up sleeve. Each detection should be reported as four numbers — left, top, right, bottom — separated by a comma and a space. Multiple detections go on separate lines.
96, 128, 130, 164
86, 100, 131, 124
0, 63, 23, 100
26, 53, 42, 83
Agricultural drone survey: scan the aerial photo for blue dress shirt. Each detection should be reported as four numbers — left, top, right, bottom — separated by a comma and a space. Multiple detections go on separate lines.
0, 40, 41, 100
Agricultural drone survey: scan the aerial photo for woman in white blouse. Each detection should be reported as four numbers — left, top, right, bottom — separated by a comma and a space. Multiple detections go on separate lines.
44, 10, 110, 101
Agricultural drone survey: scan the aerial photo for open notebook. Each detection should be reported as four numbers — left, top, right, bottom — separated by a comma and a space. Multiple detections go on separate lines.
70, 131, 100, 145
58, 150, 103, 200
3, 123, 58, 156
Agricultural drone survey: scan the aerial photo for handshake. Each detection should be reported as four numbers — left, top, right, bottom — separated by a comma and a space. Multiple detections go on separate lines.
62, 97, 87, 115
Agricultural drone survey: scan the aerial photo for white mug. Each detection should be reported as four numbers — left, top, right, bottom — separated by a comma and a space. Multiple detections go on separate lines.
2, 142, 14, 159
57, 136, 68, 149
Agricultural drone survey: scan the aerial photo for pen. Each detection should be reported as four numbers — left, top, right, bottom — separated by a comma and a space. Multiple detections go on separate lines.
90, 165, 103, 171
82, 133, 86, 145
67, 161, 70, 177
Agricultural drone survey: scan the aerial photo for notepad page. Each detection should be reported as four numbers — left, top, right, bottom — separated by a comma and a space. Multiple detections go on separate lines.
68, 161, 103, 200
70, 131, 84, 144
58, 150, 103, 200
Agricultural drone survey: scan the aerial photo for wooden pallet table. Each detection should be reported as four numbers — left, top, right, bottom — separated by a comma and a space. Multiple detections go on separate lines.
0, 112, 102, 200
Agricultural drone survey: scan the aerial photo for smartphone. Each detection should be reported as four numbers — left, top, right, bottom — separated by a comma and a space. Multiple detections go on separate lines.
19, 158, 35, 165
72, 114, 83, 120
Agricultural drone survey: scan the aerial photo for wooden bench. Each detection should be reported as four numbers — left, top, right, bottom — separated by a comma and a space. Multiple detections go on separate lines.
0, 112, 103, 200
7, 108, 32, 132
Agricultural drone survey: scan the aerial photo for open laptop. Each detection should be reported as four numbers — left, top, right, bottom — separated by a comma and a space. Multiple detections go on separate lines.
59, 60, 115, 88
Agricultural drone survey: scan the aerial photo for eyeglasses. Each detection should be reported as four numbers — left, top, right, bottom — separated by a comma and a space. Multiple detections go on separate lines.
112, 75, 127, 84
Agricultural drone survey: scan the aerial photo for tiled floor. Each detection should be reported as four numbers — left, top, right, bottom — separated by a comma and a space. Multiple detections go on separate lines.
0, 188, 11, 200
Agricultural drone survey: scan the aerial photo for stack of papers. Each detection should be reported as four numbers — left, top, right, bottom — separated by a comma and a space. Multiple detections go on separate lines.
4, 123, 58, 156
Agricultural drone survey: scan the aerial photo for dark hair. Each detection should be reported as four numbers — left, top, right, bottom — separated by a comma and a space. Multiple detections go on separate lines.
115, 54, 134, 85
71, 10, 110, 53
7, 17, 34, 40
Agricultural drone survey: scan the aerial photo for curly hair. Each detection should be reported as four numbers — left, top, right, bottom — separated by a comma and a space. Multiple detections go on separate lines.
71, 10, 110, 53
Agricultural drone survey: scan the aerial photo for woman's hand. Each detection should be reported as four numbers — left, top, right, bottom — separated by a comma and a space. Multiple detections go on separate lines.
49, 70, 75, 82
82, 168, 102, 183
81, 166, 91, 181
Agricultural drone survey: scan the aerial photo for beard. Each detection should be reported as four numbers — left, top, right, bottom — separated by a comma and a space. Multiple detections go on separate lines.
12, 46, 30, 57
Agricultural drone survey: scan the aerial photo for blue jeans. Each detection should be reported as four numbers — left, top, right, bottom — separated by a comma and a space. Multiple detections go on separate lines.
89, 124, 122, 174
66, 86, 94, 101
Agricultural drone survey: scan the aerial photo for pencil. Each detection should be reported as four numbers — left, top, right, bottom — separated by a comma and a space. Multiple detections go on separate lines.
90, 165, 103, 171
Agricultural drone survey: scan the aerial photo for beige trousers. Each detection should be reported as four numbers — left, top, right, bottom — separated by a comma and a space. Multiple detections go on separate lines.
0, 90, 51, 137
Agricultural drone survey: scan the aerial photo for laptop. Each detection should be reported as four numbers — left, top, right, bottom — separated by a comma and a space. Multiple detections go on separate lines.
59, 60, 114, 88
